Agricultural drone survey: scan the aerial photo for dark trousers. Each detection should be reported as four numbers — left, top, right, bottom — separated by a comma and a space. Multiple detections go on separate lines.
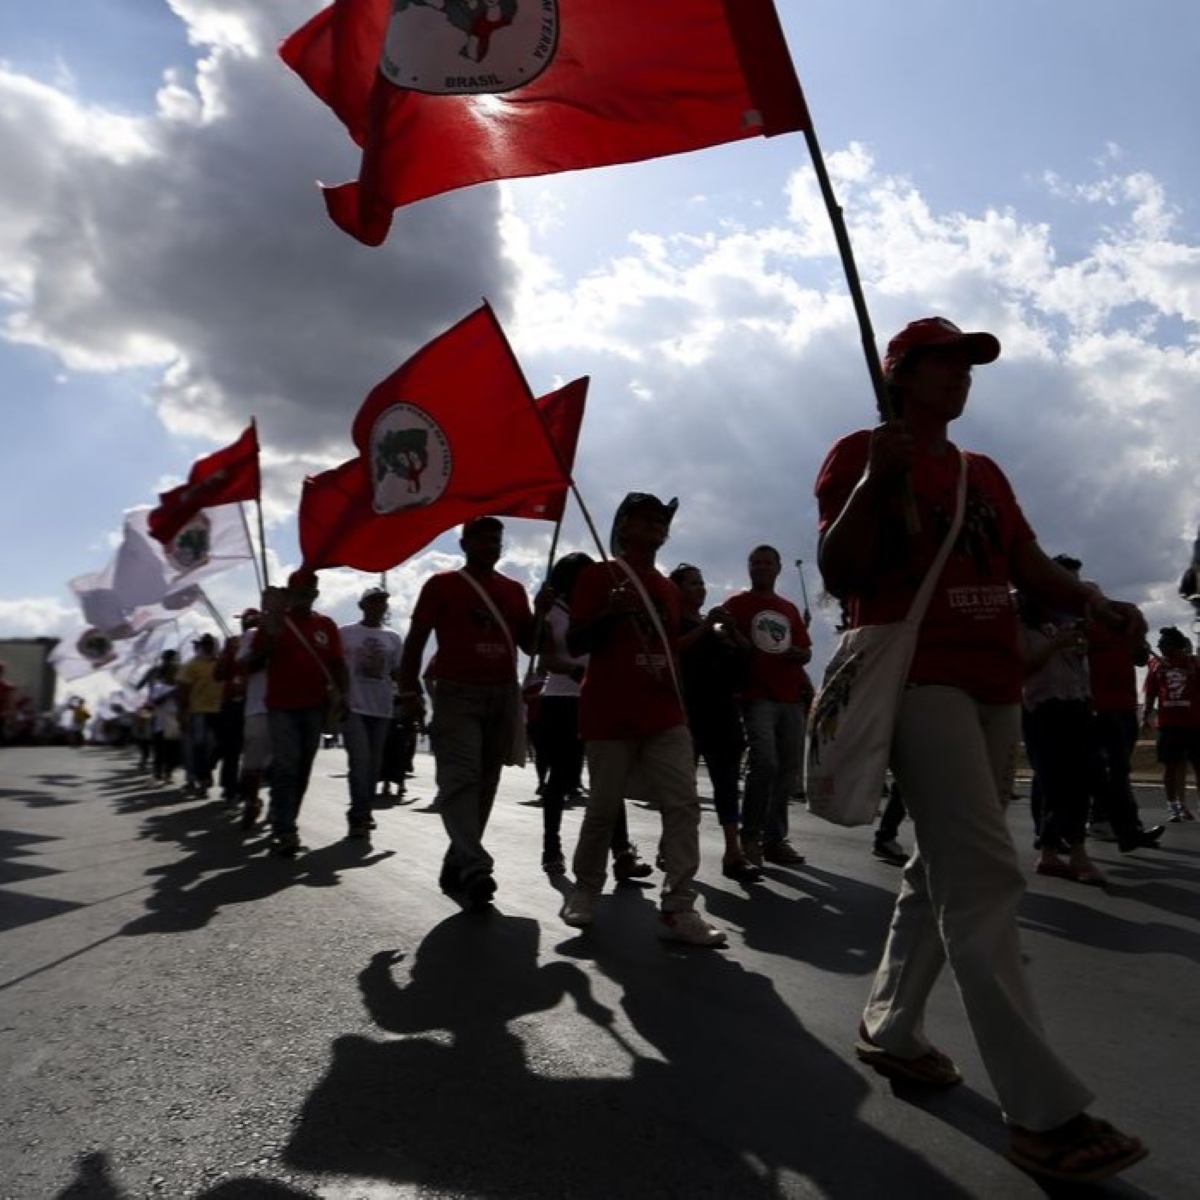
1090, 709, 1145, 841
1023, 699, 1096, 848
217, 701, 245, 798
539, 695, 630, 858
690, 712, 744, 827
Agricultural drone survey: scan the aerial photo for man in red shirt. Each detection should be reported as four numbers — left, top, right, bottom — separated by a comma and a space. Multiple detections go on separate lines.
399, 517, 536, 909
559, 493, 727, 946
254, 569, 347, 855
1142, 625, 1200, 821
724, 545, 812, 866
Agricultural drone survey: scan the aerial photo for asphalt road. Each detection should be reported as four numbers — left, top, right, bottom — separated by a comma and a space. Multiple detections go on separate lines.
1, 744, 1196, 1199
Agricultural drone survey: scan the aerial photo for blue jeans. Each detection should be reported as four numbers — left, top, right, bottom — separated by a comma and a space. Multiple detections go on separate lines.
268, 708, 324, 837
342, 712, 391, 825
184, 712, 219, 789
740, 698, 803, 844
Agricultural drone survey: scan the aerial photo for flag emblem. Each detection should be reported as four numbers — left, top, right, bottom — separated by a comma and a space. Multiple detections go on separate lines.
167, 514, 213, 571
77, 628, 116, 665
381, 0, 558, 95
370, 403, 453, 514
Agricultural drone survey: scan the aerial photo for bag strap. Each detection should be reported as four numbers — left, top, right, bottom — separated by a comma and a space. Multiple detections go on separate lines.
456, 569, 519, 667
903, 451, 969, 626
613, 558, 684, 705
283, 614, 337, 688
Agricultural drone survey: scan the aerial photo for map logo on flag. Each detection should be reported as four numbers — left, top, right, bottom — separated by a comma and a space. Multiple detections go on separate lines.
381, 0, 557, 95
77, 629, 117, 667
166, 513, 213, 572
370, 403, 453, 513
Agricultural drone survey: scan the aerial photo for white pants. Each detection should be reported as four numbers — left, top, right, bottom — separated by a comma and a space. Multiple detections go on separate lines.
862, 685, 1093, 1130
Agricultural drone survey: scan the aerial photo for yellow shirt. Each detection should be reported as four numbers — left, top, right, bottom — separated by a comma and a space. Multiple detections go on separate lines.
177, 656, 224, 713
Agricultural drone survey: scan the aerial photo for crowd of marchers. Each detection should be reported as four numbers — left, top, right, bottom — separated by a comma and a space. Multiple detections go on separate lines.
105, 316, 1200, 1186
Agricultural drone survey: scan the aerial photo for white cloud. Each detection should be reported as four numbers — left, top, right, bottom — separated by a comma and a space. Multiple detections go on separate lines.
2, 1, 1199, 672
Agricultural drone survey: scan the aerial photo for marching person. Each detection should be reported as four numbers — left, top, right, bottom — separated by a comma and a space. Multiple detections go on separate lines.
398, 517, 538, 909
339, 586, 404, 838
815, 316, 1147, 1183
560, 493, 727, 947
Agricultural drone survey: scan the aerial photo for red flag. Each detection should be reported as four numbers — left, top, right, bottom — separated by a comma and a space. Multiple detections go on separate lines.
148, 423, 261, 545
299, 304, 572, 570
281, 0, 809, 245
501, 376, 587, 523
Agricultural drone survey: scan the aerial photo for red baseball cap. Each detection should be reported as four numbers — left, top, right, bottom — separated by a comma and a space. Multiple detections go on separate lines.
883, 317, 1001, 378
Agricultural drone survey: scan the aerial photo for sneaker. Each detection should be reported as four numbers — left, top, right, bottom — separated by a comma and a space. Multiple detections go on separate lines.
273, 831, 301, 857
542, 851, 567, 877
560, 888, 596, 928
872, 838, 908, 865
763, 840, 806, 866
1088, 821, 1115, 841
612, 846, 653, 881
658, 910, 728, 948
740, 835, 764, 867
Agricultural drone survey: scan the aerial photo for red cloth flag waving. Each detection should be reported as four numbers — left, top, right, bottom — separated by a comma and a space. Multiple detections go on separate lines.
148, 423, 261, 545
501, 375, 587, 523
299, 304, 575, 571
281, 0, 809, 245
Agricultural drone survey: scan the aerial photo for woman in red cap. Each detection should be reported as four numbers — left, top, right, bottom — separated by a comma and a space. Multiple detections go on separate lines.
814, 316, 1148, 1183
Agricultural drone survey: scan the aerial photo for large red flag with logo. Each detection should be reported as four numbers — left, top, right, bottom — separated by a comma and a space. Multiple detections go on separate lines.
281, 0, 809, 245
299, 305, 579, 571
148, 423, 261, 545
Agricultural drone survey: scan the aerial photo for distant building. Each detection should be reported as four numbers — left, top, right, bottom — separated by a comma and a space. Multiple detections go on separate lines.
0, 638, 59, 714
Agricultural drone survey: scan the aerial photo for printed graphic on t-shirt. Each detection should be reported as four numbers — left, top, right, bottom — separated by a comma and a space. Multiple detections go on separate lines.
1158, 663, 1196, 709
750, 609, 794, 655
352, 635, 389, 680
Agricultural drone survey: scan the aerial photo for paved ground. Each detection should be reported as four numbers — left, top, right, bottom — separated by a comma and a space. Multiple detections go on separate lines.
1, 744, 1196, 1199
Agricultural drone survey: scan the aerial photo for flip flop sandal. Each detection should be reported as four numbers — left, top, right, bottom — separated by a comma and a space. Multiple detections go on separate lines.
1007, 1116, 1148, 1183
854, 1030, 963, 1088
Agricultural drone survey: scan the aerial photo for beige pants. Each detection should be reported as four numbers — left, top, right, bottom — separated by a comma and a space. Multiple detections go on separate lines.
573, 725, 700, 912
863, 685, 1093, 1130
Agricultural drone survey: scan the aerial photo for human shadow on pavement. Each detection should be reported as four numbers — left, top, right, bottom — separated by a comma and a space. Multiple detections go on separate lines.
284, 911, 974, 1199
1018, 889, 1200, 965
117, 802, 393, 936
698, 863, 898, 976
57, 1148, 320, 1198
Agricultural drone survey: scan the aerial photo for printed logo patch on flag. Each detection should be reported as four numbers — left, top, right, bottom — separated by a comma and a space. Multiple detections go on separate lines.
77, 629, 116, 666
167, 514, 213, 572
381, 0, 558, 95
370, 403, 453, 514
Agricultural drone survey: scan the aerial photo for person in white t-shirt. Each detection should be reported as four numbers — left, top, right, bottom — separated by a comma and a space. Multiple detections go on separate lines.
340, 586, 404, 837
235, 608, 270, 830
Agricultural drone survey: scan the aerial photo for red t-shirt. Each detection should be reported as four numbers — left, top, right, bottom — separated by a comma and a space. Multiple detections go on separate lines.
412, 570, 532, 686
723, 590, 811, 703
814, 431, 1035, 704
1144, 654, 1200, 728
1086, 625, 1138, 714
571, 559, 686, 740
266, 612, 344, 711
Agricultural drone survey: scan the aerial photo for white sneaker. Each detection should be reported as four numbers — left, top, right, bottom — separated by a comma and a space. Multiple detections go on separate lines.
560, 888, 595, 928
658, 909, 728, 948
